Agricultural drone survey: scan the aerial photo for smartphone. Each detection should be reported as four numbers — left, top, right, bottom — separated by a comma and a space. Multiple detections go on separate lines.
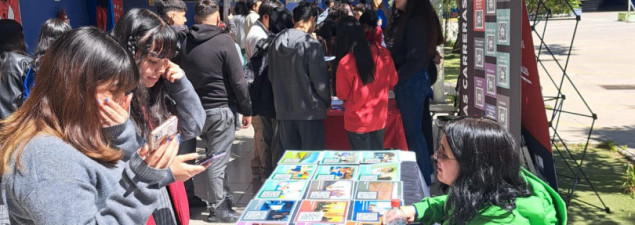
147, 116, 179, 151
196, 151, 228, 165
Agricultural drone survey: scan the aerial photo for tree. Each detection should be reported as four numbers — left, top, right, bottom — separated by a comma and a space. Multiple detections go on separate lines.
526, 0, 581, 16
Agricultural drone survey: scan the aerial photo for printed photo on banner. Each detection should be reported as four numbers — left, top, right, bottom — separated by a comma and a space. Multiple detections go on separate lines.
497, 95, 510, 130
485, 23, 498, 56
474, 38, 485, 69
496, 52, 510, 89
487, 0, 496, 14
473, 0, 485, 31
496, 9, 511, 46
486, 72, 497, 97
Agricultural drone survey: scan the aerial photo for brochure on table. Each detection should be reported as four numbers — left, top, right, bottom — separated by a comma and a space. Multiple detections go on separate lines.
240, 150, 406, 224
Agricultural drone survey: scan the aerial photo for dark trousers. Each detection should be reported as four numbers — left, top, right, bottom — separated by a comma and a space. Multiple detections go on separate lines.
422, 98, 434, 155
278, 120, 325, 151
394, 69, 433, 185
346, 129, 385, 150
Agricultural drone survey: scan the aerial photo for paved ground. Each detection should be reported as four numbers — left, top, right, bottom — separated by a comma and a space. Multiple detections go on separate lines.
188, 11, 635, 225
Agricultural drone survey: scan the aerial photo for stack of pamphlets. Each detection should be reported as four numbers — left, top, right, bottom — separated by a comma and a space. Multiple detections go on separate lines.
238, 150, 405, 224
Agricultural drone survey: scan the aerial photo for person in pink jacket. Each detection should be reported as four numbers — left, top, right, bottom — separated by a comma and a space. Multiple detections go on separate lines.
335, 16, 398, 150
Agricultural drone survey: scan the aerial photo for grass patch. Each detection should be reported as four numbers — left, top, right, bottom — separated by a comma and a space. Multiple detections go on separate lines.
443, 46, 459, 85
553, 144, 634, 224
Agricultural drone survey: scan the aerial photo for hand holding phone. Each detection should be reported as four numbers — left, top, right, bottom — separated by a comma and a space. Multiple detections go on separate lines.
196, 151, 228, 165
147, 116, 179, 151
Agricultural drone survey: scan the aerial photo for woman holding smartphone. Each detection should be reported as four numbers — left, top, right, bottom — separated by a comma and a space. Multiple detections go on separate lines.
109, 8, 208, 225
0, 27, 179, 225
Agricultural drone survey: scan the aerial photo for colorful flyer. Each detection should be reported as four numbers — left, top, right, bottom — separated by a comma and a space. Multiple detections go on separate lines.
278, 151, 323, 165
238, 200, 298, 224
496, 9, 511, 46
473, 0, 485, 31
359, 151, 399, 164
269, 165, 317, 181
314, 165, 358, 181
486, 0, 497, 15
474, 77, 486, 110
496, 52, 510, 89
350, 201, 395, 223
357, 163, 400, 181
294, 200, 349, 224
497, 95, 510, 130
485, 23, 498, 57
354, 181, 403, 201
485, 64, 497, 97
346, 222, 381, 225
306, 180, 353, 200
237, 222, 288, 225
321, 151, 360, 164
474, 38, 485, 70
256, 180, 308, 200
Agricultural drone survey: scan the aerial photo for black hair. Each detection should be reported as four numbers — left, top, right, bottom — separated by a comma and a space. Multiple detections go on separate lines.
0, 19, 27, 55
359, 9, 378, 29
335, 16, 375, 85
327, 2, 349, 21
292, 1, 319, 23
156, 0, 187, 18
387, 0, 443, 58
234, 1, 250, 16
195, 0, 219, 19
441, 117, 533, 225
246, 0, 261, 11
258, 0, 278, 21
31, 18, 72, 73
112, 8, 179, 137
353, 3, 366, 13
269, 7, 294, 34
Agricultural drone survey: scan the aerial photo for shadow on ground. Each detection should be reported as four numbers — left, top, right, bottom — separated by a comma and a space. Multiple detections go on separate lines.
553, 144, 634, 224
590, 126, 635, 149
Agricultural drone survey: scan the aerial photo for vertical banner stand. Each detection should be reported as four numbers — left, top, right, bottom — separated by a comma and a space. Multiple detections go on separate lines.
531, 0, 610, 214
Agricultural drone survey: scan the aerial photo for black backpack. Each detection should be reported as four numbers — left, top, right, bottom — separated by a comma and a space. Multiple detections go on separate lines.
244, 35, 277, 117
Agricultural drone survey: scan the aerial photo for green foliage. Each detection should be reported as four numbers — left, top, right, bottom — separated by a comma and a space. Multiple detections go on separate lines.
598, 140, 618, 152
526, 0, 581, 15
624, 164, 635, 197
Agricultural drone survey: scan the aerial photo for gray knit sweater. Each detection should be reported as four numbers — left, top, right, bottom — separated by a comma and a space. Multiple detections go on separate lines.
2, 135, 168, 225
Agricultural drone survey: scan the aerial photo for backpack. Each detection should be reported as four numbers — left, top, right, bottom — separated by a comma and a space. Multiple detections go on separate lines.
244, 35, 277, 117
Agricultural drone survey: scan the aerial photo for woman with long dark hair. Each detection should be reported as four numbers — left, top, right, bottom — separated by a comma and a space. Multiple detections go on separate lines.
111, 8, 207, 225
335, 16, 398, 150
385, 0, 444, 185
386, 117, 566, 224
23, 18, 71, 99
0, 19, 31, 119
1, 27, 179, 224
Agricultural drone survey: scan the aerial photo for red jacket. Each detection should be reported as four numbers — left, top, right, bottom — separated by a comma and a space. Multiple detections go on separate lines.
336, 44, 398, 133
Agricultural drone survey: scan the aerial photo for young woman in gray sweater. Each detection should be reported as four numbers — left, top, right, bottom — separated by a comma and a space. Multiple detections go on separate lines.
0, 27, 179, 225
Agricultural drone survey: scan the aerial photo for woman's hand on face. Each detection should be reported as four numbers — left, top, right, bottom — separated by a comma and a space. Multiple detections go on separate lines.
98, 93, 133, 127
138, 134, 180, 169
163, 60, 185, 83
169, 153, 210, 182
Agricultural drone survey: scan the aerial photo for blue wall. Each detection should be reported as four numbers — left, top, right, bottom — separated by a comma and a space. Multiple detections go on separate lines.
19, 0, 92, 54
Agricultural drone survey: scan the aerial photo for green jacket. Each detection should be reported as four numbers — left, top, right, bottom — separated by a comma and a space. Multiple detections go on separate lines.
413, 169, 567, 225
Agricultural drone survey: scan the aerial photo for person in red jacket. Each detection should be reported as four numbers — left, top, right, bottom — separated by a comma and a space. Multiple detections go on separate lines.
335, 16, 398, 150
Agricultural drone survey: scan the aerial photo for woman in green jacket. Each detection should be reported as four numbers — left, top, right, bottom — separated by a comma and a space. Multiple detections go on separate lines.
386, 117, 566, 224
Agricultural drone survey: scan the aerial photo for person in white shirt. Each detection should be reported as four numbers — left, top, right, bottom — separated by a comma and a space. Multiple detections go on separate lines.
244, 0, 262, 35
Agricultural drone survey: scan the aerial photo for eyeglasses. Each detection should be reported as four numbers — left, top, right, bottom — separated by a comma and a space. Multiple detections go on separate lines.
434, 144, 456, 161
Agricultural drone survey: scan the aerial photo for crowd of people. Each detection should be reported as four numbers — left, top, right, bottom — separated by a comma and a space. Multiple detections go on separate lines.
0, 0, 564, 224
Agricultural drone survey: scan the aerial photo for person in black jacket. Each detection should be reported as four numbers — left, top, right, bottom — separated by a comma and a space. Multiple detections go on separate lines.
178, 0, 252, 223
0, 19, 31, 120
268, 1, 330, 151
385, 0, 444, 185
